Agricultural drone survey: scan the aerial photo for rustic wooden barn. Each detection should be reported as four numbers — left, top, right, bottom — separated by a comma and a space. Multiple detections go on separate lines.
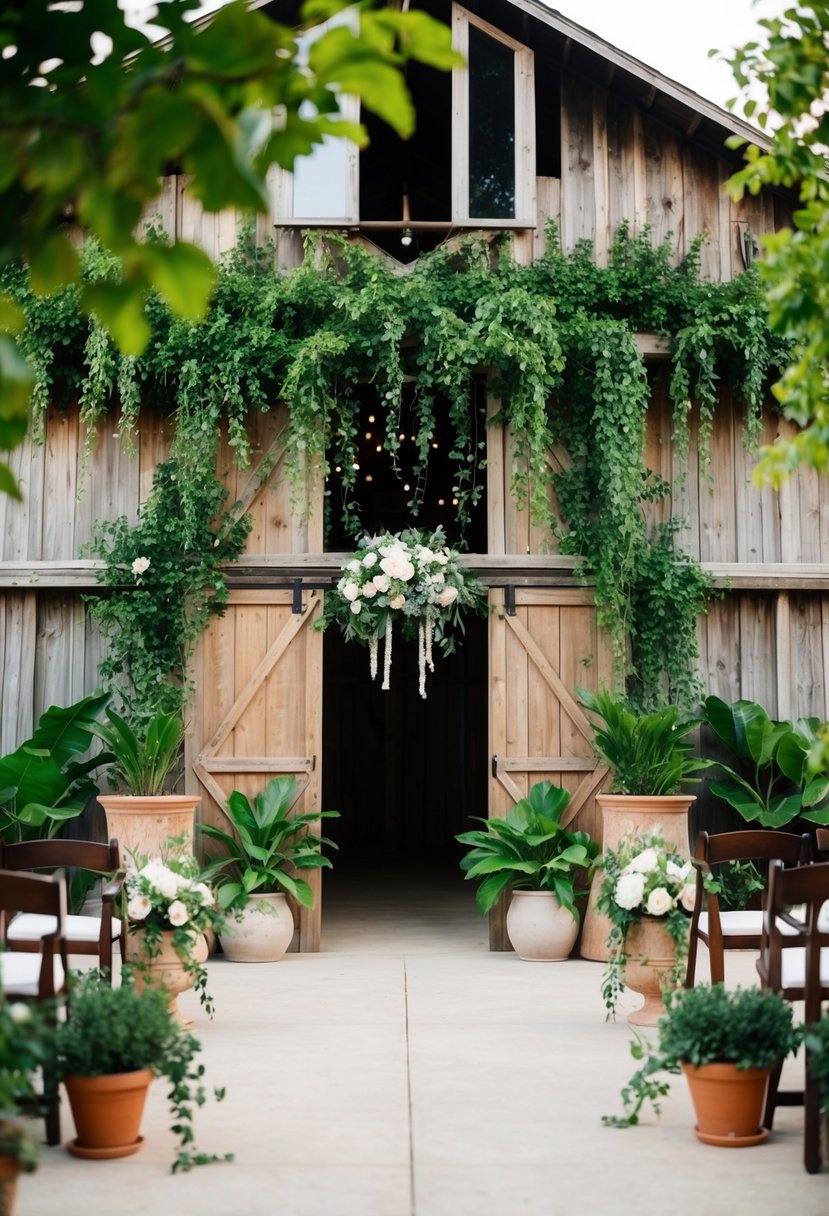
2, 0, 827, 950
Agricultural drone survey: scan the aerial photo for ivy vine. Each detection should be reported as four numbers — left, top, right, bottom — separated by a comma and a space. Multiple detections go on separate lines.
4, 222, 788, 710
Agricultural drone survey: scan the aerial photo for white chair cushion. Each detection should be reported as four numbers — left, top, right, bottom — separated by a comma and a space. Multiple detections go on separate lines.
699, 911, 801, 937
780, 946, 829, 988
0, 951, 64, 997
8, 913, 121, 944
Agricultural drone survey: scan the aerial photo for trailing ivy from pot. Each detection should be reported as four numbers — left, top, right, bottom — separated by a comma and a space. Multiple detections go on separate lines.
316, 526, 487, 698
702, 695, 829, 828
455, 781, 598, 918
595, 828, 696, 1019
199, 775, 340, 914
124, 846, 227, 1019
603, 984, 800, 1130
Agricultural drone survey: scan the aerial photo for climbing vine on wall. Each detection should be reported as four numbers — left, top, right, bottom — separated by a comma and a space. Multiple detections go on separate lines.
4, 223, 788, 709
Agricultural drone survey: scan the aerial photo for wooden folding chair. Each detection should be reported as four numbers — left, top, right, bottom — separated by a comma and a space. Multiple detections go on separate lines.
757, 857, 829, 1173
685, 829, 813, 987
1, 838, 125, 982
0, 868, 69, 1145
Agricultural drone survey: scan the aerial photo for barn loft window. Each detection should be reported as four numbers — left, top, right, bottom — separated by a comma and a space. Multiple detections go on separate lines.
276, 2, 535, 255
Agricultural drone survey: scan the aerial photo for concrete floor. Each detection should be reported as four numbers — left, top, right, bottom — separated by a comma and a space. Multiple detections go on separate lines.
19, 865, 829, 1216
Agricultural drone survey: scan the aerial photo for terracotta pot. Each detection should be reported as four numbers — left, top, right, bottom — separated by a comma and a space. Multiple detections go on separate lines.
219, 892, 295, 963
128, 927, 207, 1026
580, 793, 695, 961
624, 916, 680, 1026
97, 794, 200, 863
0, 1155, 21, 1214
64, 1069, 154, 1159
681, 1062, 772, 1147
505, 890, 579, 961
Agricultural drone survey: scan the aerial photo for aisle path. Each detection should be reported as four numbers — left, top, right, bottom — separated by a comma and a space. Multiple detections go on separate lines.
21, 872, 828, 1216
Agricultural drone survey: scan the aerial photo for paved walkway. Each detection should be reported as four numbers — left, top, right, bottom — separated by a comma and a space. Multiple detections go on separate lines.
20, 867, 829, 1215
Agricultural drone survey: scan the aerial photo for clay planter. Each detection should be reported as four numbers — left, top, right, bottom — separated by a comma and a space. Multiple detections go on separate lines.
97, 794, 200, 862
505, 890, 579, 961
681, 1062, 772, 1147
128, 928, 208, 1026
580, 793, 695, 961
0, 1156, 21, 1214
219, 892, 295, 963
64, 1069, 154, 1159
624, 916, 680, 1026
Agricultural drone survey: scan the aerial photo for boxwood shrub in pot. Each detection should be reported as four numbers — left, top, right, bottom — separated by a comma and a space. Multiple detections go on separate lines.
604, 983, 800, 1145
455, 781, 598, 960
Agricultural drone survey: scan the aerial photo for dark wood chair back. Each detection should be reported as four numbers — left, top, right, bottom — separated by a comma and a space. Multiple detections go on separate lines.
685, 829, 813, 987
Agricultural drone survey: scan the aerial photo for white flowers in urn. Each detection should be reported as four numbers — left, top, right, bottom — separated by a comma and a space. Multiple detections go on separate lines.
317, 526, 486, 698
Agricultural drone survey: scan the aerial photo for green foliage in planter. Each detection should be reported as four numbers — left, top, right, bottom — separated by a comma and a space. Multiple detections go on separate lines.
703, 695, 829, 827
605, 983, 801, 1128
455, 781, 598, 920
0, 692, 113, 843
53, 969, 232, 1172
804, 1015, 829, 1119
91, 707, 185, 797
83, 455, 250, 720
5, 223, 787, 707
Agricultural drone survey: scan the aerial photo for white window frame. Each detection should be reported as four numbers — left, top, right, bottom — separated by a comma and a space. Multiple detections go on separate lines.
451, 3, 536, 227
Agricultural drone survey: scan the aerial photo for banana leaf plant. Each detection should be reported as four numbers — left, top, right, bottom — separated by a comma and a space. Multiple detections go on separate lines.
0, 691, 114, 842
702, 695, 829, 827
455, 781, 599, 920
199, 775, 339, 911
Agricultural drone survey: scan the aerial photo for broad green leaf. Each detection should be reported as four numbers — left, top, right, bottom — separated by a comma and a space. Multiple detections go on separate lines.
81, 282, 151, 356
28, 232, 81, 296
141, 243, 216, 323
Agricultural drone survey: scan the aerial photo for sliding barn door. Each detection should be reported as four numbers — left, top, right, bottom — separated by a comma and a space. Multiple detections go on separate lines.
488, 587, 611, 948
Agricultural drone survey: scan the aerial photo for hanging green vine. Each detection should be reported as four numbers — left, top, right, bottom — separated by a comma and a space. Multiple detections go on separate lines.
3, 222, 788, 709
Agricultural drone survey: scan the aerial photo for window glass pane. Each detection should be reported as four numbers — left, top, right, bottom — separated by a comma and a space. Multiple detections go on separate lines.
468, 25, 515, 218
293, 110, 349, 218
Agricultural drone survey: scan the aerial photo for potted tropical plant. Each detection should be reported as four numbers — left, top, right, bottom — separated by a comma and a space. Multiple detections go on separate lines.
702, 695, 829, 828
199, 775, 339, 962
455, 781, 599, 960
92, 707, 200, 859
595, 827, 696, 1024
124, 843, 225, 1020
576, 687, 708, 960
53, 968, 232, 1170
605, 984, 800, 1147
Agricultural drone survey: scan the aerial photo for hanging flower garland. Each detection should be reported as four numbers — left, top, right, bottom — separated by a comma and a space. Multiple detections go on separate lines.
317, 527, 487, 698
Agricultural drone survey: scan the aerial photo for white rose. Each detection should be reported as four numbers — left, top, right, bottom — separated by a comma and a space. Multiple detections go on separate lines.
131, 556, 150, 577
614, 872, 646, 910
433, 551, 449, 565
350, 600, 362, 614
341, 580, 360, 602
140, 862, 179, 900
416, 547, 434, 563
628, 847, 659, 874
8, 1003, 31, 1025
362, 581, 378, 598
346, 559, 361, 573
194, 883, 214, 905
666, 860, 686, 880
380, 553, 415, 581
373, 574, 390, 593
168, 900, 190, 927
437, 586, 459, 607
362, 552, 378, 568
646, 886, 673, 916
128, 894, 152, 921
431, 572, 445, 585
679, 883, 697, 913
389, 594, 406, 610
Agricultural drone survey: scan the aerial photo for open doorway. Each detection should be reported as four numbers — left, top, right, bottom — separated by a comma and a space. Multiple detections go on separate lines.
320, 610, 488, 932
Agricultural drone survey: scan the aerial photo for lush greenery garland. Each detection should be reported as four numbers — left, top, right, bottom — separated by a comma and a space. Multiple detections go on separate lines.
3, 223, 787, 709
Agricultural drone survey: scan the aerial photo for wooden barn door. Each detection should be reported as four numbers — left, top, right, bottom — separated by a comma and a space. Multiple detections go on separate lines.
188, 408, 325, 951
488, 587, 611, 948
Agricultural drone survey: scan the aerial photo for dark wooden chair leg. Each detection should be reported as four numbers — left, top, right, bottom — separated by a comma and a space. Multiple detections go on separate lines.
763, 1059, 784, 1131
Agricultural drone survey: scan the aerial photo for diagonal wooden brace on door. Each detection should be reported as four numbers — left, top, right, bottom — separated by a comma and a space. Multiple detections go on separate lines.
492, 755, 608, 826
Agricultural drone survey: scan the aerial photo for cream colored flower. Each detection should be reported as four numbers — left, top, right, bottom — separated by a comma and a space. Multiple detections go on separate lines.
131, 556, 150, 577
341, 580, 360, 602
140, 861, 179, 900
128, 894, 152, 921
679, 883, 697, 913
362, 581, 378, 598
350, 600, 362, 614
168, 900, 190, 927
437, 586, 459, 607
346, 559, 361, 573
646, 886, 673, 916
389, 594, 406, 610
194, 883, 214, 905
8, 1003, 31, 1025
628, 847, 659, 874
362, 552, 378, 567
373, 574, 390, 593
380, 552, 415, 581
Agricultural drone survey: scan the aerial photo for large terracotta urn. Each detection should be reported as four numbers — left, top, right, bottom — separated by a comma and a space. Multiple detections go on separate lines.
623, 916, 681, 1026
97, 794, 200, 863
580, 793, 695, 961
128, 927, 208, 1026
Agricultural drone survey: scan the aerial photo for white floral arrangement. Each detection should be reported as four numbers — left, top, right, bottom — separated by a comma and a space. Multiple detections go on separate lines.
126, 856, 216, 935
596, 828, 696, 1017
318, 526, 486, 698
